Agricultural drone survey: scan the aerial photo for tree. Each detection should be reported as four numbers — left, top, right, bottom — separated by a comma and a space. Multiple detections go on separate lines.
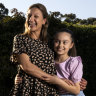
80, 19, 87, 25
87, 17, 96, 25
93, 21, 96, 25
0, 3, 8, 16
11, 8, 25, 17
64, 13, 76, 20
63, 13, 79, 24
49, 11, 64, 20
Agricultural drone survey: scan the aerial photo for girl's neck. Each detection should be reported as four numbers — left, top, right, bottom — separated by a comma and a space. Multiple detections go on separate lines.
55, 54, 69, 63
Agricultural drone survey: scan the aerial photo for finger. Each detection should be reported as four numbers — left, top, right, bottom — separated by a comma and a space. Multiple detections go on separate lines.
65, 81, 74, 86
80, 86, 86, 90
15, 80, 22, 84
67, 80, 74, 85
81, 78, 87, 84
80, 82, 87, 87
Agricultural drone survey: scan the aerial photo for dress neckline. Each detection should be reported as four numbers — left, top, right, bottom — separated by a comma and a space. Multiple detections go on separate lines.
55, 56, 71, 65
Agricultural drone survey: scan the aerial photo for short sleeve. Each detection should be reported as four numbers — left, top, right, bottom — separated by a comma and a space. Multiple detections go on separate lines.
70, 56, 83, 83
10, 34, 27, 64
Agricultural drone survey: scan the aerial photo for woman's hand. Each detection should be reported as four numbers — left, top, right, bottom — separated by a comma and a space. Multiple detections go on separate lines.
43, 75, 60, 84
14, 74, 22, 84
43, 76, 75, 85
80, 78, 87, 90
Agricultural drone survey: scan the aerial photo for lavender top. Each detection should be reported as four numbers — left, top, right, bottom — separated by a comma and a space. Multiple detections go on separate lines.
55, 56, 83, 83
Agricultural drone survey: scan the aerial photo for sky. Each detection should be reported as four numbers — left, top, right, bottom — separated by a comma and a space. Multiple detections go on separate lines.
0, 0, 96, 19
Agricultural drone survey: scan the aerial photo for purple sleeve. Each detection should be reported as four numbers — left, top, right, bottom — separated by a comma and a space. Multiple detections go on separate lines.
70, 56, 83, 83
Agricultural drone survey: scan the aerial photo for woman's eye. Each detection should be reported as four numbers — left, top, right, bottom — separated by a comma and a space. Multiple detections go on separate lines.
35, 15, 39, 18
28, 14, 31, 18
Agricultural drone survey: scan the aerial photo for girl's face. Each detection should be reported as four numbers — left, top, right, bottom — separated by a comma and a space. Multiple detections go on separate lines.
54, 32, 73, 56
27, 8, 46, 33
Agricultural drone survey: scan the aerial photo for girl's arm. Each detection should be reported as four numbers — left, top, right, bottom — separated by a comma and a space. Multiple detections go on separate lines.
61, 78, 87, 90
17, 53, 51, 80
15, 74, 87, 91
44, 75, 80, 95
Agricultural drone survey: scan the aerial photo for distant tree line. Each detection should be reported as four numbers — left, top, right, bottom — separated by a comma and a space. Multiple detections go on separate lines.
0, 3, 96, 25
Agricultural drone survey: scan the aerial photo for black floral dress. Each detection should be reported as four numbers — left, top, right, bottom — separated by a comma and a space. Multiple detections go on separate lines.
10, 34, 59, 96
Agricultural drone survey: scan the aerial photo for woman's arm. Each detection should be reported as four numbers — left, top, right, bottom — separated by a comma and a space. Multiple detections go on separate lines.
44, 75, 80, 95
17, 53, 51, 80
80, 78, 87, 90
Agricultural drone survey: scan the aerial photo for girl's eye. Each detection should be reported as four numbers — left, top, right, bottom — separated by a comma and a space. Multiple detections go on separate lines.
63, 41, 68, 44
54, 40, 59, 43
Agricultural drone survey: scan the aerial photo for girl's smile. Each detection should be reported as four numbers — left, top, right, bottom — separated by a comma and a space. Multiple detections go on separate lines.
54, 32, 73, 56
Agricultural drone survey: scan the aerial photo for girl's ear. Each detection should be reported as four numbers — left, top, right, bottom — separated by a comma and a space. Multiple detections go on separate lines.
70, 42, 74, 49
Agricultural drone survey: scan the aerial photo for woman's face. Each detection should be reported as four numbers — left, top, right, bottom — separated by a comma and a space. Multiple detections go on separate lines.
27, 8, 46, 33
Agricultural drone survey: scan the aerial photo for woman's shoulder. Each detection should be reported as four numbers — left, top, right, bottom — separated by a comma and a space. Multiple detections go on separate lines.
14, 34, 25, 38
14, 34, 28, 40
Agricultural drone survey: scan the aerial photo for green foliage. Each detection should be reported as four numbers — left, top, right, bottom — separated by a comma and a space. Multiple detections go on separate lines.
0, 12, 25, 95
0, 3, 9, 17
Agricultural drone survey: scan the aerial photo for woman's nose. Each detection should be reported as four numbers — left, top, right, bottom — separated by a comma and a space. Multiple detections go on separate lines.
29, 16, 34, 21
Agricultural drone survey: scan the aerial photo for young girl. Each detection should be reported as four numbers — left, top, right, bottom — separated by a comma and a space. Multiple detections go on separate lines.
15, 28, 86, 96
44, 28, 85, 96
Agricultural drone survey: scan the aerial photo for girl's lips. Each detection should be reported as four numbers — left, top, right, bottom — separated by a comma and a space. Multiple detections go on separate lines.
57, 49, 64, 51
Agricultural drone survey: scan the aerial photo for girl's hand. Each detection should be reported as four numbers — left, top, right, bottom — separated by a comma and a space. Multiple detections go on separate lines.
61, 78, 75, 86
15, 74, 22, 84
80, 78, 87, 90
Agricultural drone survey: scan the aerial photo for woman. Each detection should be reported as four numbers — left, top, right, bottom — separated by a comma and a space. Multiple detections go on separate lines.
10, 3, 59, 96
10, 3, 87, 96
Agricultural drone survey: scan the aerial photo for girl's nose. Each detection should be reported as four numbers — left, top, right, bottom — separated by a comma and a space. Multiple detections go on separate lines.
59, 42, 63, 47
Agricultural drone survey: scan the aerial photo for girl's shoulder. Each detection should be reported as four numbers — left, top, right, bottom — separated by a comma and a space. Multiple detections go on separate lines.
70, 56, 82, 62
69, 56, 82, 67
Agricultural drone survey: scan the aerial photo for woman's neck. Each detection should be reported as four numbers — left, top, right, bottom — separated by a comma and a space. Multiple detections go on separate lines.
55, 54, 69, 63
30, 31, 41, 40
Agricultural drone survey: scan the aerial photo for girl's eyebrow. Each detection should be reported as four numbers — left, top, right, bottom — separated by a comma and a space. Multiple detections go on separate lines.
63, 40, 69, 41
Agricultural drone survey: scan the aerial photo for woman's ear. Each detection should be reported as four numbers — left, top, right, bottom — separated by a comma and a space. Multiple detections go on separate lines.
43, 18, 47, 25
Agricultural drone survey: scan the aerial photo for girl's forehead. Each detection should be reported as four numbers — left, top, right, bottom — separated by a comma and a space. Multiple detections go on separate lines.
56, 32, 71, 37
54, 32, 72, 40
